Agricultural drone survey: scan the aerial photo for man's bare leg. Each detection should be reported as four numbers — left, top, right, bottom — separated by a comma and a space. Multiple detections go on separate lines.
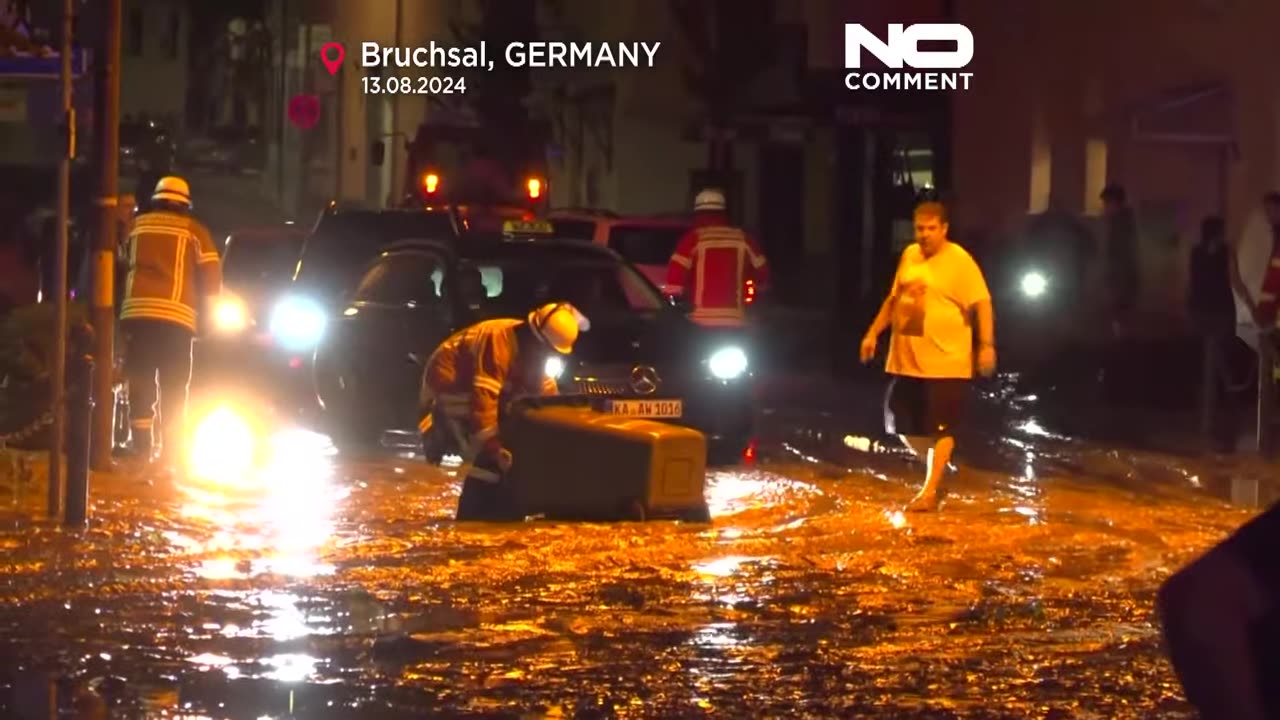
907, 435, 954, 512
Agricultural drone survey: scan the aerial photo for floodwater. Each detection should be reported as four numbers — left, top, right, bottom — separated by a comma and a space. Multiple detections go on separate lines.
0, 383, 1265, 718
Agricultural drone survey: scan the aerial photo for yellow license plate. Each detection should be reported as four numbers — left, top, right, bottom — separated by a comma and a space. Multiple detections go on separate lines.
608, 399, 683, 418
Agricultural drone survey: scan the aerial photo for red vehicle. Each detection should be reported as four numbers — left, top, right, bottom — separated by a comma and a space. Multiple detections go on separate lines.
374, 121, 549, 220
546, 210, 761, 307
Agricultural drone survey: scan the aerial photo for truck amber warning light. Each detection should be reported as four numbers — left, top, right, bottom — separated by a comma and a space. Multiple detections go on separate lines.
422, 173, 440, 194
527, 177, 542, 199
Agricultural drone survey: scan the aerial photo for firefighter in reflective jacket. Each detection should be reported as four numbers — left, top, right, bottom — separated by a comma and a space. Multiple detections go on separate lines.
418, 302, 586, 521
120, 177, 222, 467
665, 189, 771, 327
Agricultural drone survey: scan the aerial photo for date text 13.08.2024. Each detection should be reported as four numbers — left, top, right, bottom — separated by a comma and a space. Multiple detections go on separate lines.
362, 76, 467, 94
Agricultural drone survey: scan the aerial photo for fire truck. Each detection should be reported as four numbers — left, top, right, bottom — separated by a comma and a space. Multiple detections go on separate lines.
373, 121, 550, 226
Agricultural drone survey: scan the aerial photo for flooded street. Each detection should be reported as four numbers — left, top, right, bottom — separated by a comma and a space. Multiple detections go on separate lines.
0, 381, 1264, 718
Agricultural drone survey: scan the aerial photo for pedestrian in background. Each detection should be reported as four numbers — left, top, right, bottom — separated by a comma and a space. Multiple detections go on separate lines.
1100, 184, 1140, 337
1189, 215, 1242, 451
860, 200, 997, 512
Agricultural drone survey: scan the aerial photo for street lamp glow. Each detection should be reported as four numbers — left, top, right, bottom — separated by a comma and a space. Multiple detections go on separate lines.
1020, 271, 1048, 299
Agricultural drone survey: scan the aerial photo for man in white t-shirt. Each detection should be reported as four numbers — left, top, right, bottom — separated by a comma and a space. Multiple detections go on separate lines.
860, 201, 997, 511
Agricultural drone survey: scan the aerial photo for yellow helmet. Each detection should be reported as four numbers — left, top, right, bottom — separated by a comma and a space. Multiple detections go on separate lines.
152, 176, 192, 207
528, 302, 585, 355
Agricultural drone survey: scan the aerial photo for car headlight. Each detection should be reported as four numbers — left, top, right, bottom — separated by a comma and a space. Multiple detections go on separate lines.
545, 355, 566, 379
212, 295, 249, 333
708, 346, 748, 380
1020, 271, 1048, 299
270, 296, 326, 351
188, 405, 256, 485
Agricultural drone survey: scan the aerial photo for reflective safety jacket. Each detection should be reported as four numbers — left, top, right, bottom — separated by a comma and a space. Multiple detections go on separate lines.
665, 213, 770, 327
121, 209, 222, 332
418, 318, 558, 443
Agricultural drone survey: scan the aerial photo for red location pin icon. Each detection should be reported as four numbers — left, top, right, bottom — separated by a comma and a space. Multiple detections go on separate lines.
320, 42, 345, 76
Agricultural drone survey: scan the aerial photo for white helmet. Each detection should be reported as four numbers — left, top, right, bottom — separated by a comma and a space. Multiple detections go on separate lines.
527, 302, 587, 355
152, 176, 192, 207
694, 188, 726, 212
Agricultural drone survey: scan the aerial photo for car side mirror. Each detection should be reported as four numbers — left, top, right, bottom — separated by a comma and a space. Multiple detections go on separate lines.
370, 140, 385, 167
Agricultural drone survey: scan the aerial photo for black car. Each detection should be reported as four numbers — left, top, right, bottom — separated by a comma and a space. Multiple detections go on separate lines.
270, 203, 581, 362
194, 224, 309, 396
313, 234, 756, 461
265, 206, 459, 370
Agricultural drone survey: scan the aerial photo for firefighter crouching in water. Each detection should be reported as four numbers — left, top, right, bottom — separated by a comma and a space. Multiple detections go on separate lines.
665, 189, 770, 327
120, 177, 222, 471
418, 302, 587, 521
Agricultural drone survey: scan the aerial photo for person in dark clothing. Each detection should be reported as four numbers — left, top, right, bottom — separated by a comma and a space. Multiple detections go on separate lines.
1190, 215, 1242, 451
1101, 184, 1140, 335
1190, 216, 1236, 332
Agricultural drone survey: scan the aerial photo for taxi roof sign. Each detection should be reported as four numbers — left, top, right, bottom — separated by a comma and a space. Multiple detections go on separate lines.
502, 219, 554, 235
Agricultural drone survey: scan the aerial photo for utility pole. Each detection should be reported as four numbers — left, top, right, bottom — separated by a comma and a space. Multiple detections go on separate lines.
294, 22, 312, 216
90, 0, 122, 471
49, 0, 76, 517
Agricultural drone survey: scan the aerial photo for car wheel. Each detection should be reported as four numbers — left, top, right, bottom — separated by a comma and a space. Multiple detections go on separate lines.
314, 353, 381, 452
325, 381, 384, 451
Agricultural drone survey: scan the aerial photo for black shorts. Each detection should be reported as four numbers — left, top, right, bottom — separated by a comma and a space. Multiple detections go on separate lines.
884, 375, 969, 438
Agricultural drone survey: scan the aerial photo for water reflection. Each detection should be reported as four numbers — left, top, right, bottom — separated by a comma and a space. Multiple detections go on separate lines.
705, 469, 819, 517
263, 653, 320, 683
173, 428, 342, 685
4, 384, 1270, 718
176, 428, 340, 580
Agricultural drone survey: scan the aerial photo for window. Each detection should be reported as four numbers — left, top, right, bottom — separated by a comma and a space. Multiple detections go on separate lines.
353, 252, 446, 306
458, 253, 664, 321
296, 211, 456, 295
608, 225, 686, 266
127, 9, 144, 57
223, 232, 305, 286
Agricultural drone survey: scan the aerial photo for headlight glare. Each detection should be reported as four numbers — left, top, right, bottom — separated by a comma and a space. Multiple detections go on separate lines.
270, 296, 326, 350
545, 356, 566, 379
213, 296, 249, 333
1020, 271, 1048, 299
708, 346, 748, 379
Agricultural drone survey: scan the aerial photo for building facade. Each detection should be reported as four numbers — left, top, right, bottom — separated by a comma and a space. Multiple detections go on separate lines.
262, 0, 951, 329
121, 0, 188, 123
951, 0, 1280, 323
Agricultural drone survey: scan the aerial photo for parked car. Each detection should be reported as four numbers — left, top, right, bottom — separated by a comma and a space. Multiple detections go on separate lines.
179, 126, 265, 175
195, 224, 309, 398
547, 210, 690, 292
313, 223, 756, 462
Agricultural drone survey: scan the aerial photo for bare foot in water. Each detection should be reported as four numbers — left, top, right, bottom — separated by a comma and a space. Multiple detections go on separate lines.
906, 491, 939, 512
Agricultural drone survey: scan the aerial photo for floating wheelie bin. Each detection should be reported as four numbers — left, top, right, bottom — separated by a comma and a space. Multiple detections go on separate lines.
502, 397, 710, 522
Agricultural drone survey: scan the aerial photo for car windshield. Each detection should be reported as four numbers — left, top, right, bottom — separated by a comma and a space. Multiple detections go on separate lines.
459, 248, 665, 320
223, 232, 305, 287
294, 211, 455, 297
607, 224, 686, 265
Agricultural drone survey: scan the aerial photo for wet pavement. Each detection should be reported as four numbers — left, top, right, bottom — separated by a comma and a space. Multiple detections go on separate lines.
0, 376, 1269, 718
